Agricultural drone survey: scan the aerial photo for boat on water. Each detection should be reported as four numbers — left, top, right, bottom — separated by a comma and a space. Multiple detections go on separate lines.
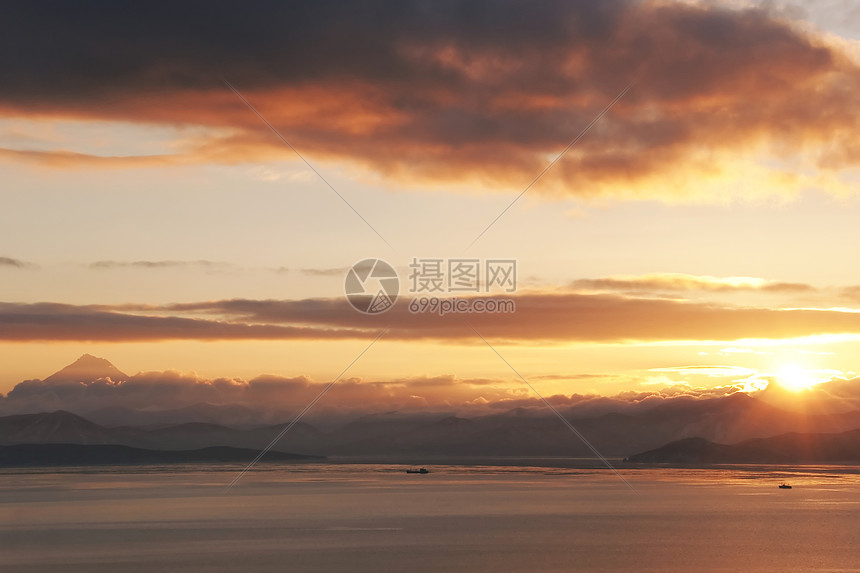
406, 468, 429, 474
778, 483, 792, 489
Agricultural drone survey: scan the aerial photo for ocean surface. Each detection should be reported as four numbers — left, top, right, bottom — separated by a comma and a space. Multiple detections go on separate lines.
1, 461, 859, 572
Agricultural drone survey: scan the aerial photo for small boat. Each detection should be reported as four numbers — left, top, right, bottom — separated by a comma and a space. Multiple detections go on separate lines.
406, 468, 429, 474
778, 483, 792, 489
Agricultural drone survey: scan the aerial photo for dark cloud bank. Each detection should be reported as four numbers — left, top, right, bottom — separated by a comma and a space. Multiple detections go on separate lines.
1, 1, 858, 196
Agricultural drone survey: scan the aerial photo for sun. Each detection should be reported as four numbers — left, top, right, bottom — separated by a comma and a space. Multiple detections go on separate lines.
776, 364, 818, 392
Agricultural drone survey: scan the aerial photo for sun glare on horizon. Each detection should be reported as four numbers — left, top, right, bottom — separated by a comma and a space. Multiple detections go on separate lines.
775, 364, 820, 392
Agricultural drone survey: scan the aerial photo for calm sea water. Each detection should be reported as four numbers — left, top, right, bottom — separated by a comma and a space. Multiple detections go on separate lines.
1, 462, 859, 572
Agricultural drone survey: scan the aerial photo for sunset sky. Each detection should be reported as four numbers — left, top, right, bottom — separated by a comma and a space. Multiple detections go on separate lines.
3, 0, 860, 414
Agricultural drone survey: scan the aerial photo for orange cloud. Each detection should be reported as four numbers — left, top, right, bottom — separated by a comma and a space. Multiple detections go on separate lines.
571, 273, 815, 294
2, 1, 859, 199
841, 285, 860, 301
5, 292, 860, 344
0, 148, 183, 169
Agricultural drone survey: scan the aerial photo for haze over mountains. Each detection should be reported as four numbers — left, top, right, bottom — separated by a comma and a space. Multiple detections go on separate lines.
0, 355, 859, 464
0, 443, 317, 467
626, 429, 860, 464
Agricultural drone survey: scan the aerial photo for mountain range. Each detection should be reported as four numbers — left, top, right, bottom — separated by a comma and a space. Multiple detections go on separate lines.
0, 443, 318, 467
1, 355, 859, 465
625, 428, 860, 464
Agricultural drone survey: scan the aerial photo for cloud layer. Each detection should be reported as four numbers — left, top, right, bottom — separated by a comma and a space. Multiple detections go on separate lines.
0, 256, 36, 269
88, 260, 232, 270
572, 273, 816, 294
3, 356, 859, 421
4, 291, 860, 343
2, 1, 859, 198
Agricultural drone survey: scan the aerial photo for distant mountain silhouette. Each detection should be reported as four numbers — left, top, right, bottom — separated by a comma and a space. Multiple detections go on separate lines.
3, 355, 860, 461
0, 410, 118, 445
0, 443, 320, 467
43, 354, 128, 383
112, 419, 326, 453
84, 402, 283, 428
3, 355, 860, 460
3, 395, 860, 460
0, 410, 326, 455
305, 395, 860, 457
625, 428, 860, 464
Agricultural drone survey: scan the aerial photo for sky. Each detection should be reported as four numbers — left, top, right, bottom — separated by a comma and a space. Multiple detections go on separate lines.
3, 0, 860, 414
